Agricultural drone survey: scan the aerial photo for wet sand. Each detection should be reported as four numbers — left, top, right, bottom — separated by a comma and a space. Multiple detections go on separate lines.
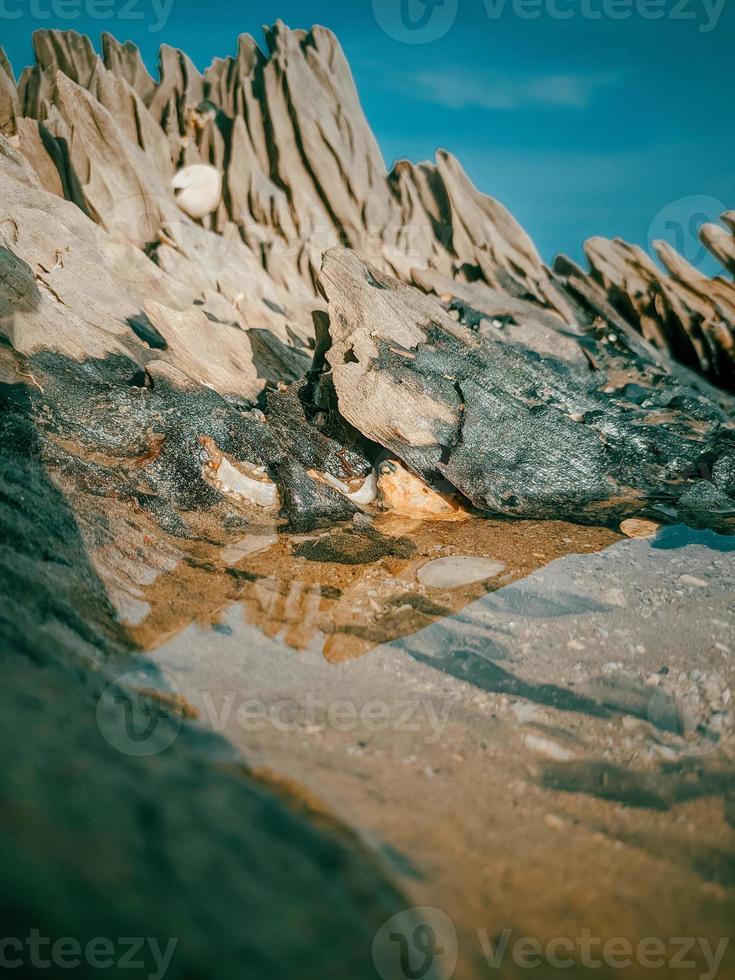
108, 512, 735, 980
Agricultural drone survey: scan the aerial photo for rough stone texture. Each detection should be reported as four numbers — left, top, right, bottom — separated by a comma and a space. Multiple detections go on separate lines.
1, 26, 734, 536
0, 46, 18, 136
0, 399, 412, 980
555, 237, 735, 387
318, 249, 735, 527
5, 25, 735, 387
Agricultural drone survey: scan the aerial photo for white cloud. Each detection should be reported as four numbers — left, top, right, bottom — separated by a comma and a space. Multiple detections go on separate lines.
405, 68, 622, 110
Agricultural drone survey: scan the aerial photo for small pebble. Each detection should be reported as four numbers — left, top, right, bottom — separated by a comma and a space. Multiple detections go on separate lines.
523, 733, 576, 761
544, 813, 566, 829
417, 555, 505, 588
620, 518, 660, 539
601, 588, 626, 607
511, 701, 538, 723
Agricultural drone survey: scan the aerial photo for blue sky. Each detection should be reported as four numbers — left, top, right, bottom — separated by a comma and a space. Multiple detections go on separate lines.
2, 0, 733, 268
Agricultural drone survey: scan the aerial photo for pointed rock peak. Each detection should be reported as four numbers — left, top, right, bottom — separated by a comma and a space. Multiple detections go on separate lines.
303, 24, 340, 59
584, 236, 614, 261
262, 20, 288, 55
434, 149, 478, 181
699, 221, 735, 275
233, 32, 266, 72
0, 47, 15, 85
101, 32, 141, 58
552, 253, 586, 278
391, 159, 422, 176
700, 220, 730, 241
652, 240, 706, 282
102, 33, 154, 76
32, 29, 99, 86
203, 33, 265, 85
432, 149, 478, 188
263, 21, 331, 57
157, 43, 203, 81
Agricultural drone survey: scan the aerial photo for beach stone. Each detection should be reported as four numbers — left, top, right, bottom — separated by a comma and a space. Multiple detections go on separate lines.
523, 733, 576, 761
620, 518, 660, 539
712, 455, 735, 498
417, 556, 505, 588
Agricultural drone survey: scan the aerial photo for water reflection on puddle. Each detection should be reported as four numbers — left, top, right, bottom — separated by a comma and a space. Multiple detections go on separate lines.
131, 515, 620, 660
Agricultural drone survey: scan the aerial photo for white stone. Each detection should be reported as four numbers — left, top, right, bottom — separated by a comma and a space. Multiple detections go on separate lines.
416, 556, 505, 588
523, 733, 576, 761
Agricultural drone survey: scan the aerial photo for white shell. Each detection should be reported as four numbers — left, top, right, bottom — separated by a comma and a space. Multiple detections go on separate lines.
321, 469, 378, 505
376, 458, 469, 521
346, 469, 378, 505
172, 164, 222, 219
214, 457, 278, 507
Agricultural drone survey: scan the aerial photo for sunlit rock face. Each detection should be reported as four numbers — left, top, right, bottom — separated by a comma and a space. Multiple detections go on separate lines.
3, 23, 734, 386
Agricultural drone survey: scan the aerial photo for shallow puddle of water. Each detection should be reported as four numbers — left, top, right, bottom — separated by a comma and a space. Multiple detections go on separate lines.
130, 514, 619, 660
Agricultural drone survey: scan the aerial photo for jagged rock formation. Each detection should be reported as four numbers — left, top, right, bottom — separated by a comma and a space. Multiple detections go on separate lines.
558, 237, 735, 388
2, 24, 734, 388
316, 250, 734, 527
0, 24, 733, 532
1, 24, 734, 540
